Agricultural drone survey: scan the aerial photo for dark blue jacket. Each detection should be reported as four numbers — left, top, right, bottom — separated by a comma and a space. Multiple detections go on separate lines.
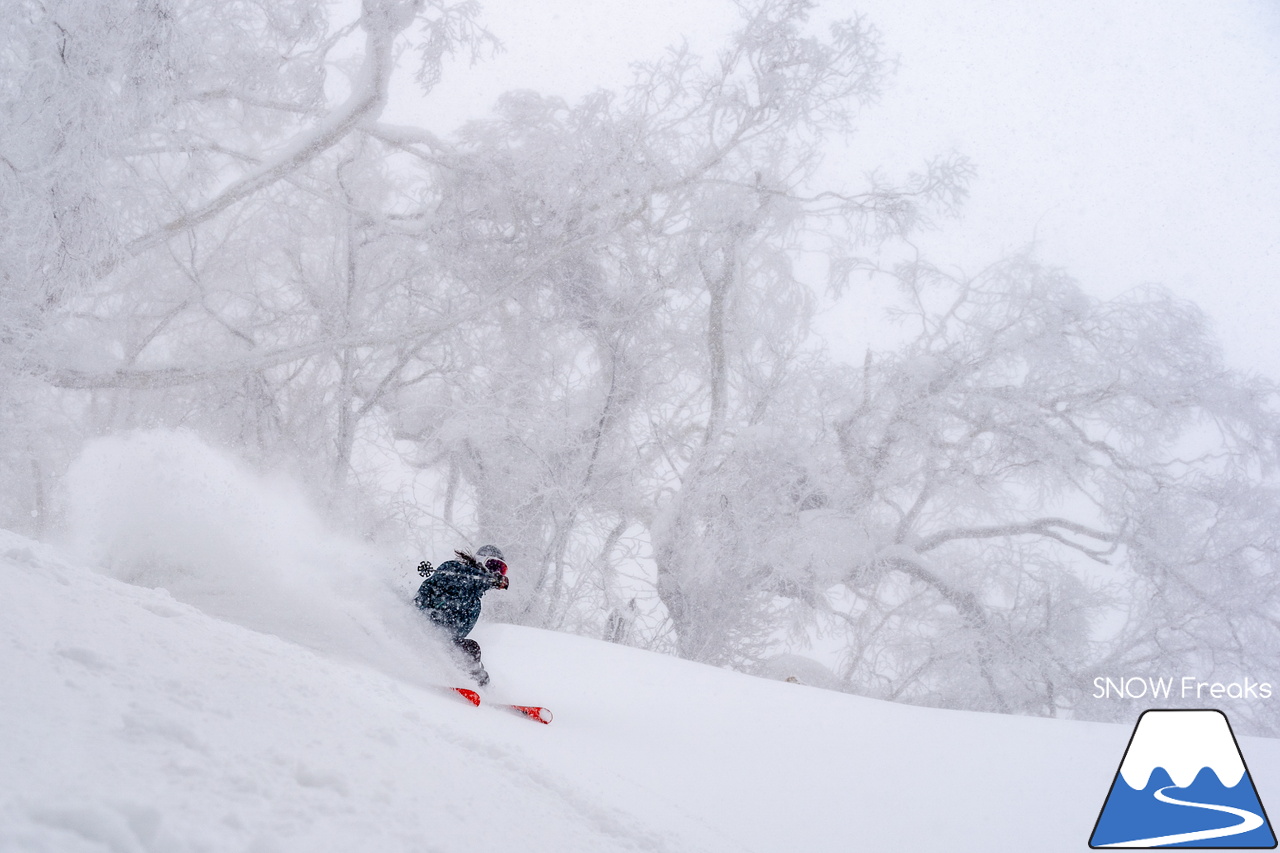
414, 557, 505, 638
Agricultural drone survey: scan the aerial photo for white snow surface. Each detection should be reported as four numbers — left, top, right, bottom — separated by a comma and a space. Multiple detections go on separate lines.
10, 534, 1279, 852
1118, 710, 1248, 790
6, 431, 1280, 853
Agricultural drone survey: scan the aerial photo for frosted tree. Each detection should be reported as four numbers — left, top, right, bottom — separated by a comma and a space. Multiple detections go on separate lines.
386, 88, 672, 626
1, 0, 492, 526
628, 0, 967, 662
385, 0, 970, 641
792, 254, 1280, 718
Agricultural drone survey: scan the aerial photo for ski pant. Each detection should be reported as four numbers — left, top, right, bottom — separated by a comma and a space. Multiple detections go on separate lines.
419, 606, 489, 684
450, 637, 488, 685
452, 637, 482, 664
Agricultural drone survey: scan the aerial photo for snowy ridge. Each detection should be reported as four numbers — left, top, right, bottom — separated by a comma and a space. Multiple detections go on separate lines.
1118, 710, 1247, 790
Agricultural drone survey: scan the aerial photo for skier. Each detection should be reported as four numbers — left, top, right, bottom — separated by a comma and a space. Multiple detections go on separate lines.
414, 544, 509, 686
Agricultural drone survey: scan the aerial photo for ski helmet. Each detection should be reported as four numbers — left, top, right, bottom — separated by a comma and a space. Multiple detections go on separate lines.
477, 544, 507, 575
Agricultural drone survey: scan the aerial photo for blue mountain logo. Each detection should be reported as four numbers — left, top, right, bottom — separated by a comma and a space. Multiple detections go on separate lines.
1090, 709, 1276, 848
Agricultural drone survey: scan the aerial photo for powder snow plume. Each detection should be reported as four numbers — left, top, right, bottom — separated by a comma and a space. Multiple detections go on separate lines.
60, 429, 455, 685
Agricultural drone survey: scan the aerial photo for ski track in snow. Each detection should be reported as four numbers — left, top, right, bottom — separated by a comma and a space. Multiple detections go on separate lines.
1099, 785, 1265, 848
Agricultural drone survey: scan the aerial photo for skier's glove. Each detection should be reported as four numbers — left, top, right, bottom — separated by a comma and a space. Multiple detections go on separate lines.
495, 575, 509, 590
417, 560, 433, 578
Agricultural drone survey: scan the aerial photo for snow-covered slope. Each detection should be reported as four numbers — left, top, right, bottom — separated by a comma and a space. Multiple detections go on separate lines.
3, 529, 1278, 852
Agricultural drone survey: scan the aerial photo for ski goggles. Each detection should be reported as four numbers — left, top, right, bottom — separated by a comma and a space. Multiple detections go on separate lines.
485, 558, 508, 576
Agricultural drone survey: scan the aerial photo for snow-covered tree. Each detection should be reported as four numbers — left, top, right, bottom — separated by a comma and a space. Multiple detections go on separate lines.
384, 0, 970, 644
792, 254, 1280, 719
0, 0, 492, 526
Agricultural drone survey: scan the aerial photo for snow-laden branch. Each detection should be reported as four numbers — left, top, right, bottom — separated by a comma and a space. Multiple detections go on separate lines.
123, 0, 415, 261
38, 324, 443, 391
38, 219, 612, 390
873, 546, 988, 624
872, 545, 1011, 713
915, 517, 1120, 562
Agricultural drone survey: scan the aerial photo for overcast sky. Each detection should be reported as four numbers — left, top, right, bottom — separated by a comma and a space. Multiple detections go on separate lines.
387, 0, 1280, 376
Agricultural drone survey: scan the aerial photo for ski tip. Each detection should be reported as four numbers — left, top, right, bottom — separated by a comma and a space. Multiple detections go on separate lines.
512, 705, 553, 724
453, 687, 481, 706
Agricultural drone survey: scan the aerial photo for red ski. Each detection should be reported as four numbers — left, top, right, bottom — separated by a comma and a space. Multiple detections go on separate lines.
444, 687, 553, 724
503, 704, 553, 724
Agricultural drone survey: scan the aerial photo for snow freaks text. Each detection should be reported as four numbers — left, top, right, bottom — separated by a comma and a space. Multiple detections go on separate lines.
1093, 677, 1274, 701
